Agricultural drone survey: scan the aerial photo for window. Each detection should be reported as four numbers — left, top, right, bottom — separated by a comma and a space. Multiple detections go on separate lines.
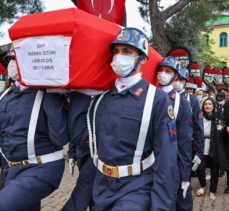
220, 32, 227, 47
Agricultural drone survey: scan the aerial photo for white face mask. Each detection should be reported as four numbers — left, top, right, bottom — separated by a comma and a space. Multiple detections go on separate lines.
218, 100, 225, 106
7, 60, 18, 81
157, 71, 173, 85
111, 54, 136, 77
173, 81, 185, 92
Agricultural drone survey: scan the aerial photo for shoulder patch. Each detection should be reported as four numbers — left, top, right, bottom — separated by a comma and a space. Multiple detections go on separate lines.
134, 88, 144, 97
167, 105, 175, 120
171, 93, 176, 100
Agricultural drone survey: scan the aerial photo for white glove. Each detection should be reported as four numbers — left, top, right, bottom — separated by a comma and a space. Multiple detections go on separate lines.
181, 181, 190, 199
69, 158, 75, 176
192, 155, 201, 171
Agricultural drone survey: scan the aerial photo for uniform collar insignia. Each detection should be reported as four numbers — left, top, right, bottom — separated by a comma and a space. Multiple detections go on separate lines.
171, 93, 176, 99
134, 87, 144, 97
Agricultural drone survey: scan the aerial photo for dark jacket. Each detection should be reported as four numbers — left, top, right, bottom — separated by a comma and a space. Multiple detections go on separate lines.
208, 117, 228, 171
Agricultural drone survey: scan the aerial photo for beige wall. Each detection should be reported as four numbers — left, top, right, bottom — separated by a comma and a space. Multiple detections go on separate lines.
208, 24, 229, 65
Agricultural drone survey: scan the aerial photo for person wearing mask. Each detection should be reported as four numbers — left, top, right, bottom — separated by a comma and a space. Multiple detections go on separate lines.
87, 27, 177, 211
185, 77, 197, 96
195, 88, 204, 107
0, 54, 68, 210
156, 57, 193, 211
196, 98, 227, 201
62, 92, 96, 211
173, 68, 204, 210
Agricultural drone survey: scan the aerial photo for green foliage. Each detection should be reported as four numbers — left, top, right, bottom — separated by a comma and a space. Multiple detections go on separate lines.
164, 0, 229, 65
139, 0, 229, 62
197, 35, 227, 69
0, 0, 44, 24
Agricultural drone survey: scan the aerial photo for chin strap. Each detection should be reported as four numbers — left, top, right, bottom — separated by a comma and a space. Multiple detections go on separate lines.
126, 55, 144, 77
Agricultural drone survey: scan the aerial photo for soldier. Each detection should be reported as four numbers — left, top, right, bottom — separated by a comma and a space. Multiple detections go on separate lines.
0, 55, 68, 211
62, 91, 96, 211
173, 67, 204, 210
87, 27, 177, 210
156, 56, 193, 211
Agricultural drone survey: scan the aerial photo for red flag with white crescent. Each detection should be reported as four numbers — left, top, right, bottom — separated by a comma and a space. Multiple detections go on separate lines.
77, 0, 126, 25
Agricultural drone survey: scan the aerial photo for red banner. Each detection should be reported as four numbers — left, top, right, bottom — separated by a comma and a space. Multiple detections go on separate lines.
77, 0, 126, 25
0, 63, 6, 75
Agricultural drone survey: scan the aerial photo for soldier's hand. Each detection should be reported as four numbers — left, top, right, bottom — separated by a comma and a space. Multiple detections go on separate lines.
69, 158, 75, 176
192, 155, 201, 171
181, 181, 190, 199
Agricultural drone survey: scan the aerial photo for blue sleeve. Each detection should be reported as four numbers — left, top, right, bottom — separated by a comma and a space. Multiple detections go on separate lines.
191, 96, 204, 159
43, 92, 68, 147
151, 91, 177, 211
68, 92, 91, 162
176, 97, 193, 181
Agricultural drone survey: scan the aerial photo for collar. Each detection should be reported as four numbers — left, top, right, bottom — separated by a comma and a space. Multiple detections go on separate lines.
111, 78, 148, 99
115, 73, 142, 93
160, 84, 174, 93
178, 89, 185, 95
168, 89, 176, 99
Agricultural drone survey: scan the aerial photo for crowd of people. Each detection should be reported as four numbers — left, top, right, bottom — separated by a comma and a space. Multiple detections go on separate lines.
0, 27, 228, 211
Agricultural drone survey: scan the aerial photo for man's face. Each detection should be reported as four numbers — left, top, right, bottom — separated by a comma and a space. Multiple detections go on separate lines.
174, 76, 186, 84
186, 88, 194, 94
195, 90, 203, 97
112, 44, 139, 58
157, 66, 175, 78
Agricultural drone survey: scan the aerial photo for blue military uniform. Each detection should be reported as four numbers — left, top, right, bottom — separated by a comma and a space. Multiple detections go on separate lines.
167, 90, 193, 211
0, 85, 68, 211
182, 91, 204, 160
89, 79, 177, 211
63, 91, 96, 211
175, 91, 204, 211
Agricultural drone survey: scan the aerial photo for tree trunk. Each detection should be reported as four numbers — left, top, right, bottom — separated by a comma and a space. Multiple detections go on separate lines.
149, 0, 171, 55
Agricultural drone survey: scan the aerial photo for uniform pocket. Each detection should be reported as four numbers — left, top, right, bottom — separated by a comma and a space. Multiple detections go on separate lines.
0, 101, 7, 112
121, 105, 142, 121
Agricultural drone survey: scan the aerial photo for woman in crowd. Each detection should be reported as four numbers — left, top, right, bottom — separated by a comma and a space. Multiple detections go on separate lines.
196, 98, 227, 201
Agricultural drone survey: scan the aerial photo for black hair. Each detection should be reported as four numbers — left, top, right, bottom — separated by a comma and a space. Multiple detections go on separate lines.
202, 97, 216, 120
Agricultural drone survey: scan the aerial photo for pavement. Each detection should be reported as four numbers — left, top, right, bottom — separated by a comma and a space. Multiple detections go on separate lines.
41, 160, 229, 211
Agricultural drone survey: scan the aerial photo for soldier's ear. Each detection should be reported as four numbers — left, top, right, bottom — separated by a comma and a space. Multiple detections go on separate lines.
140, 56, 147, 65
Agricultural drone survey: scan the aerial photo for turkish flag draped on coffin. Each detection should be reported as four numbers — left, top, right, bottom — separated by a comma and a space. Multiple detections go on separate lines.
8, 8, 161, 89
77, 0, 126, 25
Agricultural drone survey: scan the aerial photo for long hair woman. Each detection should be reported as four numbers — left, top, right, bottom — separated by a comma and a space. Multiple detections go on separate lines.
196, 98, 227, 201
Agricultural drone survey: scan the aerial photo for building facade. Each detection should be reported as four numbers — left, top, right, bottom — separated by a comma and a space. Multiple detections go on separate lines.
206, 15, 229, 66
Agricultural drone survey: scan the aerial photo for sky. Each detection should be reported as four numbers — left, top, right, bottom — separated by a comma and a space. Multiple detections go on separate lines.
0, 0, 176, 46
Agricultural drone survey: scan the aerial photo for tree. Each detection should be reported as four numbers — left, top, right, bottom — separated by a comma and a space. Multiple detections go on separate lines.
0, 0, 44, 39
137, 0, 229, 56
0, 0, 44, 24
137, 0, 192, 55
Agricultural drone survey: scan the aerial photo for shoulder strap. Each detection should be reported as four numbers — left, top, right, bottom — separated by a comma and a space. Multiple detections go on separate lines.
132, 84, 156, 175
0, 87, 12, 101
174, 91, 180, 120
27, 90, 44, 163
